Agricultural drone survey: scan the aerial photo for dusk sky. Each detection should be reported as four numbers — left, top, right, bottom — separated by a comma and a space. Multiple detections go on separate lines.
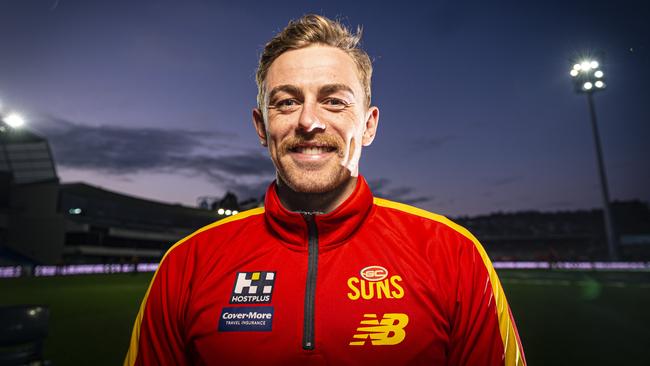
1, 0, 648, 216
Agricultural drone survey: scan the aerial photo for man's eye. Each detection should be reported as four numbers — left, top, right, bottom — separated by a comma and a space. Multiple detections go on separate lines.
323, 98, 348, 109
274, 99, 300, 111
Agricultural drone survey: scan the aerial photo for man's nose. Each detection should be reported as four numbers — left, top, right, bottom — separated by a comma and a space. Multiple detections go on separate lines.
297, 101, 326, 133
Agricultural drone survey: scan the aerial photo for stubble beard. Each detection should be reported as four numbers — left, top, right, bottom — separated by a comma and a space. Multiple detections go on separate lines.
277, 161, 351, 194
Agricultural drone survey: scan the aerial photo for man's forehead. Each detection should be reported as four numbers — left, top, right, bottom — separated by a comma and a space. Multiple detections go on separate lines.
264, 45, 363, 96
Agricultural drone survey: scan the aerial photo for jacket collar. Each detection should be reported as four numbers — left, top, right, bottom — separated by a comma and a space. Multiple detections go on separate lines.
263, 176, 374, 251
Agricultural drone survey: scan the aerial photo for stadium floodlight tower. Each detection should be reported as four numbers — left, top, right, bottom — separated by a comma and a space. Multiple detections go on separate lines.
569, 56, 619, 261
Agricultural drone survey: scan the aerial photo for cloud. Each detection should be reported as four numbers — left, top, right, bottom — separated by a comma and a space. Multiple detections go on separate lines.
36, 116, 275, 199
32, 117, 438, 203
367, 178, 432, 205
224, 179, 272, 202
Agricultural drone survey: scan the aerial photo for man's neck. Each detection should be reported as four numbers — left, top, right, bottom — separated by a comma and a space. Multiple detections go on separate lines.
276, 176, 358, 214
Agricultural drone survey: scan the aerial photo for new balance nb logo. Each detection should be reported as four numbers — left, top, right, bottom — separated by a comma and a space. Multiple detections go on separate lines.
349, 313, 409, 346
230, 271, 276, 304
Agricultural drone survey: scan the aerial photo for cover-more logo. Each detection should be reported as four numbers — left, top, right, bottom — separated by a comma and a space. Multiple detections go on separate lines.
230, 271, 276, 304
349, 313, 409, 346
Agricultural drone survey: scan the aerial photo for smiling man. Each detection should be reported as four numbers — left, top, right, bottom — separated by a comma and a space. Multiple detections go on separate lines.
253, 40, 378, 213
125, 15, 526, 365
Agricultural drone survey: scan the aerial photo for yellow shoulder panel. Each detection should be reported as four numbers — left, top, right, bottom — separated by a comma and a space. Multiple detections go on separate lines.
373, 198, 525, 365
124, 207, 265, 366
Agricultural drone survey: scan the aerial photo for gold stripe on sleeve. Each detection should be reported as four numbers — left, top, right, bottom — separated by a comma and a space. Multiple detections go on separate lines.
373, 198, 525, 366
123, 207, 265, 366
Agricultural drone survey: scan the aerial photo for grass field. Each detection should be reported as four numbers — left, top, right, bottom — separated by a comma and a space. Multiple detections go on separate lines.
500, 270, 650, 365
1, 273, 151, 365
2, 270, 650, 365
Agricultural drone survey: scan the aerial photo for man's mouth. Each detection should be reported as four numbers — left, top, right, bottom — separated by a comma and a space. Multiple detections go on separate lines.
289, 145, 337, 155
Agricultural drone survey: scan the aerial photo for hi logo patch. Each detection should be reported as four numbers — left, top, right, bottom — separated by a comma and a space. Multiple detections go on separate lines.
349, 313, 409, 346
230, 271, 276, 304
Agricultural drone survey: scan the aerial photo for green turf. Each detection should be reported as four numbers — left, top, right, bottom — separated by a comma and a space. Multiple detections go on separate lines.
499, 270, 650, 366
1, 270, 649, 365
0, 273, 153, 366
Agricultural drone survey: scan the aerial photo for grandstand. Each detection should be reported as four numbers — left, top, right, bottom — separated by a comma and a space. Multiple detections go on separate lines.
456, 201, 650, 261
58, 183, 221, 263
0, 121, 259, 265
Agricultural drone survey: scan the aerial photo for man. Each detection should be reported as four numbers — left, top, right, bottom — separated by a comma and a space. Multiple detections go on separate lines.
125, 14, 526, 365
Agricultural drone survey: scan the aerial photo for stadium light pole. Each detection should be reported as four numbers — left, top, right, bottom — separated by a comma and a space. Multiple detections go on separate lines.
569, 57, 619, 261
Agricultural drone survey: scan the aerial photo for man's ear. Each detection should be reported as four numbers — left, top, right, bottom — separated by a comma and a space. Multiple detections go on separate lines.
252, 108, 268, 147
362, 106, 379, 146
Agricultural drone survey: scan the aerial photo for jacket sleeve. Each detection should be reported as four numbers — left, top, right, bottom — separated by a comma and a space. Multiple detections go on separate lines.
124, 246, 191, 366
447, 235, 526, 366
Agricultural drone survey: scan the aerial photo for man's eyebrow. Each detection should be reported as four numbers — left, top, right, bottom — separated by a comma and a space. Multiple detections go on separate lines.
318, 83, 355, 98
268, 85, 303, 103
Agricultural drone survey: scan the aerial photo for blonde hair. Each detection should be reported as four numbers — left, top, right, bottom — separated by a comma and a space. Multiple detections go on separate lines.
256, 14, 373, 109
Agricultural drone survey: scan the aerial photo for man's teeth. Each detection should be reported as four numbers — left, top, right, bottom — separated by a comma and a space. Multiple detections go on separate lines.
296, 146, 331, 154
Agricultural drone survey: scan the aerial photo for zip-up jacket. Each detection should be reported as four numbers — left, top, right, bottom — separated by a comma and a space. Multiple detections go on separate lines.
125, 176, 526, 365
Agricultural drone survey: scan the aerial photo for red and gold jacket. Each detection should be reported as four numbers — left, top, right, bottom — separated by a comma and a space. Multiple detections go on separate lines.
125, 176, 526, 365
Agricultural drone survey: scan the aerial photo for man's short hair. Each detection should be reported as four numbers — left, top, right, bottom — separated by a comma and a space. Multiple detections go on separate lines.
255, 14, 373, 109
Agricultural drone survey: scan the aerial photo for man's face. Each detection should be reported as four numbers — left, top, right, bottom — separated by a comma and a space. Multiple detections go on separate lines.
253, 45, 379, 194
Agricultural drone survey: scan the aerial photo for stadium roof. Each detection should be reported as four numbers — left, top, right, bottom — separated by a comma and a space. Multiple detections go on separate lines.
59, 182, 220, 231
0, 121, 58, 184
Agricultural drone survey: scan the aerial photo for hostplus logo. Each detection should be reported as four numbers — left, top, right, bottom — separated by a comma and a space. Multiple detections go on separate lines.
230, 271, 276, 304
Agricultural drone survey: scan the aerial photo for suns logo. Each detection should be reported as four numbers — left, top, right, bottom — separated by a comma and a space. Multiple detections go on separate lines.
347, 266, 404, 301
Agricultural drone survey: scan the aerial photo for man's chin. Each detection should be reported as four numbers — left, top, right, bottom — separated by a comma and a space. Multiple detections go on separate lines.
278, 170, 351, 194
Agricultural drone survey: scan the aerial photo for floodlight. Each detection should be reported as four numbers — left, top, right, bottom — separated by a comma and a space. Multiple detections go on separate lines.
3, 113, 25, 128
218, 208, 225, 215
567, 53, 618, 259
225, 209, 232, 216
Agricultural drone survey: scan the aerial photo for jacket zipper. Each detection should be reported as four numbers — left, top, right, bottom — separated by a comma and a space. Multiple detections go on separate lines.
302, 213, 319, 350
